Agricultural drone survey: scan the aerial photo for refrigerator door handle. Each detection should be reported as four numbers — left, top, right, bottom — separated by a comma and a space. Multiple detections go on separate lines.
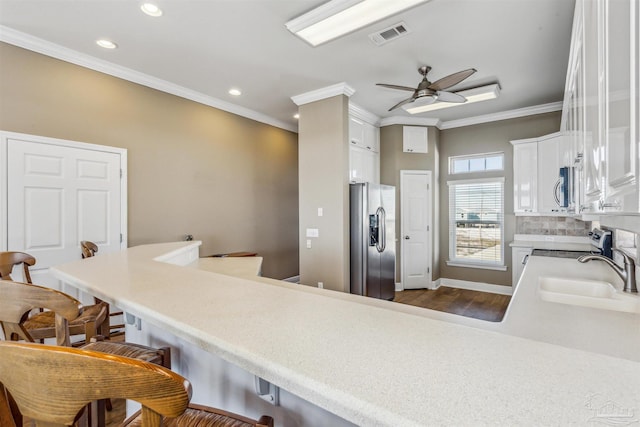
376, 207, 386, 253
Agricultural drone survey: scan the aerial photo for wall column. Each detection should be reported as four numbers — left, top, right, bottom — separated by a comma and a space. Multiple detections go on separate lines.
293, 84, 353, 292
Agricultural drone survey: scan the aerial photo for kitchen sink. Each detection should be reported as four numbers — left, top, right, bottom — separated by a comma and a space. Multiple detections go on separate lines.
538, 276, 640, 314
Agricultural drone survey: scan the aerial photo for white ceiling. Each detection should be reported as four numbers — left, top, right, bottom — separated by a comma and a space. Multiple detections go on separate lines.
0, 0, 576, 131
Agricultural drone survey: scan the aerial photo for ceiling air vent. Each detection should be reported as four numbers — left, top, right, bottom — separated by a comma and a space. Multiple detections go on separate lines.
369, 22, 410, 46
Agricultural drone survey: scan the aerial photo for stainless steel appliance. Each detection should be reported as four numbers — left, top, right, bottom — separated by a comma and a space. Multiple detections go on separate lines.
554, 166, 574, 210
588, 227, 613, 258
350, 183, 396, 301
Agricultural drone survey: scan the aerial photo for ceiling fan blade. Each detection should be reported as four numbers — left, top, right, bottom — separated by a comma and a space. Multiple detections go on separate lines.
436, 91, 467, 103
388, 97, 416, 111
376, 83, 417, 92
428, 68, 477, 91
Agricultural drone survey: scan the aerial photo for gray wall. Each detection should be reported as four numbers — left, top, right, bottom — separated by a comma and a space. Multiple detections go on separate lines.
380, 125, 441, 282
0, 42, 299, 279
439, 112, 562, 286
298, 95, 350, 292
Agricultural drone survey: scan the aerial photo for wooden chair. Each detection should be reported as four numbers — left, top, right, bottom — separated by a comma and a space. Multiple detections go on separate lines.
0, 250, 111, 344
80, 240, 99, 259
79, 241, 125, 337
0, 251, 35, 283
0, 280, 171, 426
0, 341, 274, 427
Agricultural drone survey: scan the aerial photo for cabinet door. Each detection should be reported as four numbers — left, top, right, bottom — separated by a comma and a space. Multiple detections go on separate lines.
363, 122, 379, 152
603, 0, 638, 211
349, 117, 365, 148
582, 0, 605, 208
349, 145, 365, 183
403, 126, 428, 153
513, 142, 538, 213
537, 136, 562, 213
350, 146, 379, 183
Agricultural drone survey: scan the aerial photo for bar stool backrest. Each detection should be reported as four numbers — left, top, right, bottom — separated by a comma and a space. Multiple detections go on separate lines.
0, 280, 81, 346
0, 252, 36, 284
0, 341, 191, 426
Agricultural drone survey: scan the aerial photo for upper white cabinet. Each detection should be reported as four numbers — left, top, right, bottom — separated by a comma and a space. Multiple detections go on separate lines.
561, 0, 639, 214
512, 133, 573, 214
512, 140, 538, 213
349, 114, 379, 183
402, 126, 428, 153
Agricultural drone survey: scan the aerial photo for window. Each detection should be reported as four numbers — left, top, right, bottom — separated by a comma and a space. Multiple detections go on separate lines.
450, 152, 504, 174
447, 178, 505, 270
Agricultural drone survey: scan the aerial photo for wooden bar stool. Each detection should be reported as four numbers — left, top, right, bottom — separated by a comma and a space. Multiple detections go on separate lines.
0, 251, 35, 283
0, 280, 171, 427
0, 341, 274, 427
0, 250, 110, 344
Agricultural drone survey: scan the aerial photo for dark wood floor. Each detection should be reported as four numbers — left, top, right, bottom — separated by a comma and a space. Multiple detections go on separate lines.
394, 286, 511, 322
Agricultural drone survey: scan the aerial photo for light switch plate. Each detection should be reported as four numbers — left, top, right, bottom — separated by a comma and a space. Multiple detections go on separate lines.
306, 228, 319, 238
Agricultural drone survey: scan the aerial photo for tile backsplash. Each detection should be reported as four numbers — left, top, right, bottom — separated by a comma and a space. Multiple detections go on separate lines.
516, 216, 592, 236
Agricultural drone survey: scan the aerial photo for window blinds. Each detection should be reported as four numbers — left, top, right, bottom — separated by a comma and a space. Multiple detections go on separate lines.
448, 179, 504, 265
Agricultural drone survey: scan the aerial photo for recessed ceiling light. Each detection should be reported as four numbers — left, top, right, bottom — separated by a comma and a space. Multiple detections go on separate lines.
141, 3, 163, 17
228, 88, 242, 96
96, 39, 118, 49
294, 113, 300, 119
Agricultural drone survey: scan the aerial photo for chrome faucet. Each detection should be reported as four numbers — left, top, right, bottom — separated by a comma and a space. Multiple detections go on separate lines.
577, 248, 638, 293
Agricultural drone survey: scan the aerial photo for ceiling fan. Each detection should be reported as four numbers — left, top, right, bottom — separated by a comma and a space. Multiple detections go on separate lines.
377, 66, 477, 111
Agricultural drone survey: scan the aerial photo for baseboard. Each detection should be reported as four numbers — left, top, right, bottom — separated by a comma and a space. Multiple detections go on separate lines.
282, 275, 300, 284
439, 278, 513, 296
395, 282, 403, 291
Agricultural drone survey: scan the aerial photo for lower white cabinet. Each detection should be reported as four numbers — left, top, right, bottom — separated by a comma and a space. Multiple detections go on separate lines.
512, 247, 533, 288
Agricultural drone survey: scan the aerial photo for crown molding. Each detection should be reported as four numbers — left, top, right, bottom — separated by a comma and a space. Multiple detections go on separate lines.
379, 116, 442, 128
378, 102, 563, 130
0, 25, 297, 133
348, 102, 380, 126
291, 82, 355, 106
439, 101, 563, 130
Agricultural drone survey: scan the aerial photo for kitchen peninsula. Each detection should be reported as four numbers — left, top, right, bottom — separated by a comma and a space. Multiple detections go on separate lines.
51, 241, 640, 427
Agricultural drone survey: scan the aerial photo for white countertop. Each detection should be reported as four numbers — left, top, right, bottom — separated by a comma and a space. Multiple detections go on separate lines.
51, 242, 640, 426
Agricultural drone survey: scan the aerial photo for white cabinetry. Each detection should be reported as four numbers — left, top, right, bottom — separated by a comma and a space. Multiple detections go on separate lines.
561, 0, 639, 214
349, 116, 379, 183
512, 247, 533, 288
512, 133, 571, 214
402, 126, 428, 153
537, 134, 563, 213
512, 140, 538, 213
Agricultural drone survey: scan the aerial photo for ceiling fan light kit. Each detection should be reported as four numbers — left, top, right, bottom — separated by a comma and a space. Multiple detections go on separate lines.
377, 65, 478, 111
403, 83, 501, 114
285, 0, 431, 47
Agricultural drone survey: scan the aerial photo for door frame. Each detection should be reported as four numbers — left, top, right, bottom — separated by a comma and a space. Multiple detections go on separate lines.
400, 170, 433, 290
0, 130, 128, 251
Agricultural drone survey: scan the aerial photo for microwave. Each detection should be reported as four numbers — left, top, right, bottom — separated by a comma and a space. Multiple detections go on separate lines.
554, 166, 574, 209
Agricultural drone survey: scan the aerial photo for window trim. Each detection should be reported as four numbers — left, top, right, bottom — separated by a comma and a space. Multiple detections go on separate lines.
447, 177, 506, 270
449, 152, 505, 175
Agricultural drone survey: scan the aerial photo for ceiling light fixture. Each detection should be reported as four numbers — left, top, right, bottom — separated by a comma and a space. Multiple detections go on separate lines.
403, 84, 501, 114
96, 39, 118, 49
285, 0, 431, 47
141, 3, 163, 17
228, 88, 242, 96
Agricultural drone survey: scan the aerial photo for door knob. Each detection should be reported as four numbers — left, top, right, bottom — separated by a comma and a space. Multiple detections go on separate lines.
404, 236, 410, 240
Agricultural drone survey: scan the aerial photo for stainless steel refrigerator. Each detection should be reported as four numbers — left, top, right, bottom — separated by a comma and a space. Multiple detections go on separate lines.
350, 183, 396, 301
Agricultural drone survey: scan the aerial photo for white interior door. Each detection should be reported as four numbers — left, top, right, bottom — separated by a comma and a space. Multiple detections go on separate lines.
4, 133, 125, 290
401, 170, 432, 289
